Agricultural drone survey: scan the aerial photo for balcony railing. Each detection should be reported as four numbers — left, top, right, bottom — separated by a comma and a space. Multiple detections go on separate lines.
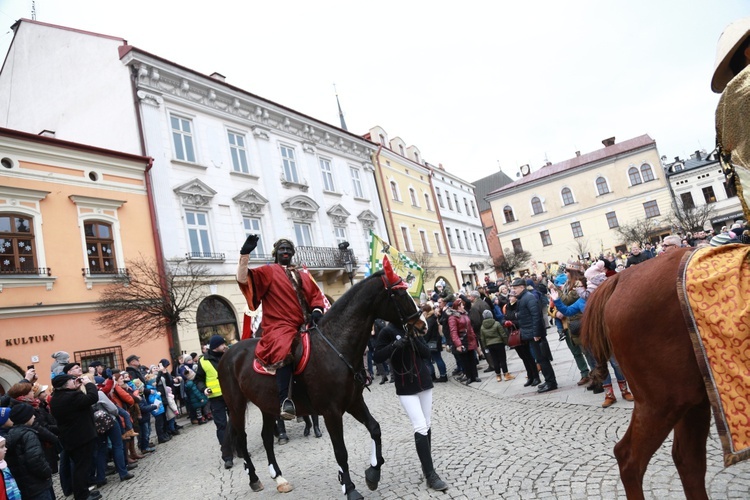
248, 253, 273, 261
185, 252, 226, 261
0, 267, 51, 276
292, 246, 358, 269
81, 268, 129, 277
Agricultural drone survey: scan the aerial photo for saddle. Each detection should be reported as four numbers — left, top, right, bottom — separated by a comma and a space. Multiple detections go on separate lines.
253, 331, 311, 376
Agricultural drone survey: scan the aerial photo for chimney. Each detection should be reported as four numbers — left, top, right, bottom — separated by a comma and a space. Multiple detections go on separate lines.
674, 156, 681, 163
695, 150, 702, 160
602, 137, 615, 147
210, 72, 226, 82
575, 151, 581, 157
38, 130, 55, 138
545, 161, 552, 167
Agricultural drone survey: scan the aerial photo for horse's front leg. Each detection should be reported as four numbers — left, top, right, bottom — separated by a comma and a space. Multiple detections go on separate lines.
346, 394, 384, 491
260, 413, 293, 493
323, 413, 363, 500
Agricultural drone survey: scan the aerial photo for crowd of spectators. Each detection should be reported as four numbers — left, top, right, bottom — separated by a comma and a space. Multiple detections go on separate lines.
0, 349, 210, 499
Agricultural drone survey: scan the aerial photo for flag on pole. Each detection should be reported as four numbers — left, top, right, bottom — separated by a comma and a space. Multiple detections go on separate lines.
369, 230, 424, 298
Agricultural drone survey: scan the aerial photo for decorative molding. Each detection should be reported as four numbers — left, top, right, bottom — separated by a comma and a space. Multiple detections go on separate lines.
282, 195, 319, 221
302, 142, 316, 154
252, 126, 270, 141
173, 178, 217, 208
280, 177, 309, 192
233, 189, 268, 215
136, 90, 163, 107
0, 186, 50, 204
326, 204, 351, 227
357, 210, 379, 231
69, 195, 126, 211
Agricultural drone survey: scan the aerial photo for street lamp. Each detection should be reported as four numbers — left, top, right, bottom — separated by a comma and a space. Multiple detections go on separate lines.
338, 241, 354, 285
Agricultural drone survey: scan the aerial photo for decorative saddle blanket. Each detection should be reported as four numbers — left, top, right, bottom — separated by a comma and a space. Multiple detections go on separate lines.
678, 243, 750, 466
253, 331, 311, 376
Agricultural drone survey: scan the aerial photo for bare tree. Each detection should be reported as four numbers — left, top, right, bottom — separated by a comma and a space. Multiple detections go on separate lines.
666, 199, 717, 232
569, 238, 592, 261
615, 217, 661, 246
95, 256, 216, 355
411, 250, 435, 283
493, 249, 532, 278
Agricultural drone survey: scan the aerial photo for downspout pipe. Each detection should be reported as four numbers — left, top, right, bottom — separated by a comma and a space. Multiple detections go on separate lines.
129, 64, 175, 355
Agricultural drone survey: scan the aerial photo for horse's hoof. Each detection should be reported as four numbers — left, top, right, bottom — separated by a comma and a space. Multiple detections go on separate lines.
346, 489, 364, 500
250, 480, 264, 492
364, 466, 380, 491
276, 481, 294, 493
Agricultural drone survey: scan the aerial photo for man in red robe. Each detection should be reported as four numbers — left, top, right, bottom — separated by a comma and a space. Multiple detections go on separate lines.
236, 235, 325, 419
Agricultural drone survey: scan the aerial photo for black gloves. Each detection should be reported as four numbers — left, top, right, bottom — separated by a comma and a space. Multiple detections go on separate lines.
311, 309, 323, 324
240, 234, 259, 255
392, 336, 408, 350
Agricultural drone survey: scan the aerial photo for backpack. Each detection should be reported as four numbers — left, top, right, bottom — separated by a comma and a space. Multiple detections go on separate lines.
92, 403, 115, 435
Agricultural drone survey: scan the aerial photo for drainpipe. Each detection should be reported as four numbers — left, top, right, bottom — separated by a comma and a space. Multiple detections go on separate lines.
129, 64, 175, 355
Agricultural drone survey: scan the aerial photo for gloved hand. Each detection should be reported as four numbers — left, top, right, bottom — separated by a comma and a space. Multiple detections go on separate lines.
240, 234, 259, 255
311, 309, 323, 324
392, 336, 408, 350
503, 321, 513, 329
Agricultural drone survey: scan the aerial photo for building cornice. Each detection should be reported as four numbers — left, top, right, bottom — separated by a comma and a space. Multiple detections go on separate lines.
121, 50, 376, 165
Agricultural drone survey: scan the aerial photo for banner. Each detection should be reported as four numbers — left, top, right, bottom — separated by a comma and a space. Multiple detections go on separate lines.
369, 230, 424, 298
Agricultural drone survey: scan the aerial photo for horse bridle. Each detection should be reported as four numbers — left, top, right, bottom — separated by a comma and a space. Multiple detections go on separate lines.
307, 274, 422, 389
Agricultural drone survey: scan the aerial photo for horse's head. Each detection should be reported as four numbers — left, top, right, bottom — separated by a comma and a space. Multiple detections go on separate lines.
379, 256, 425, 329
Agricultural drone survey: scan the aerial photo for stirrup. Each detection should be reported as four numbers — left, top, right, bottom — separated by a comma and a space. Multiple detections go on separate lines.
280, 399, 296, 420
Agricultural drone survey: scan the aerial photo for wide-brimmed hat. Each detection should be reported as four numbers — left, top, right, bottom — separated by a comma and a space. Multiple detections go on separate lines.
712, 17, 750, 93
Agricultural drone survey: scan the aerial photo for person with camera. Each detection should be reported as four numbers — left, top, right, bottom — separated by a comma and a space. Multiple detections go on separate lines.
195, 334, 234, 469
373, 320, 449, 492
235, 235, 326, 420
49, 373, 100, 500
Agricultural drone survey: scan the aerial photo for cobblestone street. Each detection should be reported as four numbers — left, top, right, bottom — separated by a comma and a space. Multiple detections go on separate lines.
57, 340, 750, 499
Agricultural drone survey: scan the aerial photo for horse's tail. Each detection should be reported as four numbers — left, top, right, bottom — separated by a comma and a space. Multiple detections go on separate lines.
580, 275, 617, 384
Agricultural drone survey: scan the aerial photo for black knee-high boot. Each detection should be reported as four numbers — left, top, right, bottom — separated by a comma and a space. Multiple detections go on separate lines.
414, 432, 448, 491
276, 418, 288, 445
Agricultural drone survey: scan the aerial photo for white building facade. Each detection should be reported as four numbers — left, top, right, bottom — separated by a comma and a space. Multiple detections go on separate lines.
0, 20, 387, 353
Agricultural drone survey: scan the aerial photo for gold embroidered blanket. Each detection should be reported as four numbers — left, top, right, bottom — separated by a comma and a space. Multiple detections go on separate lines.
678, 244, 750, 466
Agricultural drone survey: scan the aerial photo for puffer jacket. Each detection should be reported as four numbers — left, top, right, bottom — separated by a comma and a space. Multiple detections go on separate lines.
446, 308, 478, 351
480, 317, 508, 347
515, 288, 545, 342
5, 425, 52, 498
184, 380, 208, 409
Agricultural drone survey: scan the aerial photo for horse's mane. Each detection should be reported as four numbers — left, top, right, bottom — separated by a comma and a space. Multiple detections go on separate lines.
323, 270, 384, 321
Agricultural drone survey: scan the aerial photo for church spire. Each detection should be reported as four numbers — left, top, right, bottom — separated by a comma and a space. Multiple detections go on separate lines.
334, 84, 348, 131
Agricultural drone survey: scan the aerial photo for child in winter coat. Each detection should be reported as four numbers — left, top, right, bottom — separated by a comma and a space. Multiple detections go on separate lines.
144, 375, 168, 444
183, 368, 208, 424
0, 434, 21, 500
132, 379, 157, 453
164, 387, 179, 435
5, 404, 52, 500
479, 309, 514, 382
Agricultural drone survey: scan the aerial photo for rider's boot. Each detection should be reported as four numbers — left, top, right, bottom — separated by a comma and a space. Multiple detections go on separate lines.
276, 365, 296, 420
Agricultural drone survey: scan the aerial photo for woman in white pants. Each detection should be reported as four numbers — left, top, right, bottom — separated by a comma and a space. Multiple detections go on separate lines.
373, 320, 448, 492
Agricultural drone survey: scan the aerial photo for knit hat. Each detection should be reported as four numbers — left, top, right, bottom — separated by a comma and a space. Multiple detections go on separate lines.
482, 310, 493, 319
62, 362, 80, 374
126, 354, 140, 364
32, 384, 48, 398
52, 374, 75, 389
159, 358, 170, 368
184, 368, 195, 381
94, 376, 105, 385
10, 403, 34, 425
0, 407, 10, 426
209, 335, 226, 350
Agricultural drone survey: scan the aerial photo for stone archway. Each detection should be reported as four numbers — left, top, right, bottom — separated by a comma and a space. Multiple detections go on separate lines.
196, 296, 239, 347
0, 359, 24, 396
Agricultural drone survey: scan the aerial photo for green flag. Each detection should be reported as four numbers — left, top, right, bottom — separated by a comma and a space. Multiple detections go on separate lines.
369, 230, 424, 298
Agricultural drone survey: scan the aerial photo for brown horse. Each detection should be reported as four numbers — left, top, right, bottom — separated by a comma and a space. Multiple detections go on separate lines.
218, 268, 423, 500
581, 247, 712, 500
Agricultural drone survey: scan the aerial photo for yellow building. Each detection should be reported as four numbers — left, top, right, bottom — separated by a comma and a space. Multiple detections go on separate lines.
0, 128, 171, 391
487, 135, 671, 271
368, 126, 457, 294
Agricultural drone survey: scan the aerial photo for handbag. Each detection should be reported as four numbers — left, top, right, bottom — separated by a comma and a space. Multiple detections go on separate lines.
506, 328, 522, 348
427, 340, 438, 352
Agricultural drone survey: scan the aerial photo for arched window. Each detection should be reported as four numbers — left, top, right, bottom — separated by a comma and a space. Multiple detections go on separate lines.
531, 197, 544, 215
409, 188, 418, 207
596, 176, 610, 195
628, 167, 642, 186
0, 213, 36, 273
85, 221, 116, 274
390, 180, 400, 201
423, 193, 432, 210
641, 163, 654, 182
561, 188, 574, 206
503, 206, 515, 223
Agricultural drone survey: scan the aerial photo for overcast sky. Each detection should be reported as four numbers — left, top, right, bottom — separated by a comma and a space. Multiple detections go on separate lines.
0, 1, 747, 183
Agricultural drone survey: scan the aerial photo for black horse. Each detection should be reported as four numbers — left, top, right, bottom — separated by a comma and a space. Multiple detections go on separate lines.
219, 265, 423, 499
